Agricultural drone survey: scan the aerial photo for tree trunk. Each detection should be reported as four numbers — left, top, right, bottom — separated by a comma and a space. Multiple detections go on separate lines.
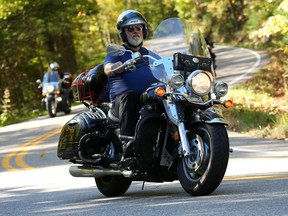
46, 30, 78, 74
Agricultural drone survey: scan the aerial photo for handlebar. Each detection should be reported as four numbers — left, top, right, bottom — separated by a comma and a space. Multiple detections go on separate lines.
109, 58, 138, 75
109, 51, 157, 75
110, 62, 127, 74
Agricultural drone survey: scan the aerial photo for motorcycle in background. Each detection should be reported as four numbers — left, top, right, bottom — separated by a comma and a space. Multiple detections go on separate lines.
36, 71, 73, 117
57, 18, 233, 197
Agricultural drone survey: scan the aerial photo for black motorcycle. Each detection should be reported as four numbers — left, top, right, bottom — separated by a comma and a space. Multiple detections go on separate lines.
37, 71, 73, 117
57, 18, 233, 197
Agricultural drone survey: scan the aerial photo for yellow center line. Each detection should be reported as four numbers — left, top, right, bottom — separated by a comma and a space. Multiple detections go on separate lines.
2, 134, 48, 171
2, 127, 62, 171
224, 174, 288, 181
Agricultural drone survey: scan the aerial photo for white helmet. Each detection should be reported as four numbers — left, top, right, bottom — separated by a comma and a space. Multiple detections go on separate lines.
50, 62, 60, 71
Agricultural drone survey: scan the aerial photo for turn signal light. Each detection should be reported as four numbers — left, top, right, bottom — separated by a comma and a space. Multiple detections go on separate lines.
155, 87, 165, 97
224, 99, 233, 108
56, 90, 61, 95
173, 131, 179, 141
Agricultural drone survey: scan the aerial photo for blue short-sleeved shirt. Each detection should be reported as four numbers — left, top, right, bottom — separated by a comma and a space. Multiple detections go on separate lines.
104, 45, 159, 101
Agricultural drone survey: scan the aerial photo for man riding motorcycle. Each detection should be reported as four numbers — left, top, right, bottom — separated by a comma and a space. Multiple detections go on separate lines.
49, 62, 73, 92
104, 10, 159, 158
58, 16, 232, 197
38, 61, 73, 117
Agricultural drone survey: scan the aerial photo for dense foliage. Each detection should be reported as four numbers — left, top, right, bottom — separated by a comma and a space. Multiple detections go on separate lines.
0, 0, 287, 126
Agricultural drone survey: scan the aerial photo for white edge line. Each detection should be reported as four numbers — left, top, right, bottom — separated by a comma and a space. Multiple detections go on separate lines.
228, 48, 262, 86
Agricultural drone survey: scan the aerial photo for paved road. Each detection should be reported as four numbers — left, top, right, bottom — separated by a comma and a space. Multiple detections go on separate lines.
215, 45, 270, 86
0, 46, 287, 216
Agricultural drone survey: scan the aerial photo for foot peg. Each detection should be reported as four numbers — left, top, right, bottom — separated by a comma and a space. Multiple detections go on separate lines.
119, 134, 135, 141
123, 140, 134, 158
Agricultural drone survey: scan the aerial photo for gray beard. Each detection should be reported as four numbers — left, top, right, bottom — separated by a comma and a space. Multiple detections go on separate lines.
127, 35, 143, 47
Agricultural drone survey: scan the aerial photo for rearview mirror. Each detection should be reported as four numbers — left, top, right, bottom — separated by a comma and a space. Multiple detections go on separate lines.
106, 44, 126, 56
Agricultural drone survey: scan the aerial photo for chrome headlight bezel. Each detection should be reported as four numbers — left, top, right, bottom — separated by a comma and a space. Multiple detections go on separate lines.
213, 81, 228, 98
168, 74, 184, 89
185, 70, 213, 96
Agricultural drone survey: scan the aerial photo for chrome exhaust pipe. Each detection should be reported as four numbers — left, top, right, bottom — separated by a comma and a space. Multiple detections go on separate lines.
69, 165, 132, 178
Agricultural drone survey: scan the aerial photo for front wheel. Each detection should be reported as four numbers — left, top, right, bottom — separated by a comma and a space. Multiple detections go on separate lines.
47, 99, 57, 117
95, 176, 132, 197
177, 123, 229, 196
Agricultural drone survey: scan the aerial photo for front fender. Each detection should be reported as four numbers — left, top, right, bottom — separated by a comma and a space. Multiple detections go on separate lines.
192, 107, 228, 125
47, 94, 55, 102
45, 95, 56, 110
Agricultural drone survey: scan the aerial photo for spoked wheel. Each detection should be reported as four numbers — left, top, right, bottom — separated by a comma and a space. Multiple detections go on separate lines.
48, 99, 57, 117
177, 123, 229, 196
95, 175, 132, 197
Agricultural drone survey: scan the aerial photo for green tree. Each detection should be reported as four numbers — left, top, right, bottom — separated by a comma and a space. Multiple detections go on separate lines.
249, 0, 288, 52
0, 0, 97, 118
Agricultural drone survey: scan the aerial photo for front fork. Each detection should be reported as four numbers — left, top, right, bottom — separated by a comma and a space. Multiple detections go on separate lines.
163, 100, 191, 157
46, 94, 57, 109
178, 122, 191, 157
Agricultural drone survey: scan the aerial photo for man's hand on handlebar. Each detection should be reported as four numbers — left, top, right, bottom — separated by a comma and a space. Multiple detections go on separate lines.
104, 61, 125, 77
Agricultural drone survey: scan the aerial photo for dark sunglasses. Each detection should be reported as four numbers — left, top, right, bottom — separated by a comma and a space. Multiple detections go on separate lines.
126, 25, 143, 32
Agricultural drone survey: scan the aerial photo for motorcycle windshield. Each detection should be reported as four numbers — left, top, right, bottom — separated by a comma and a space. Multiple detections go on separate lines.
42, 71, 60, 91
147, 18, 210, 83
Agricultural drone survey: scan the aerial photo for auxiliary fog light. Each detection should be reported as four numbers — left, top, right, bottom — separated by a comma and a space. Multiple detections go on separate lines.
168, 74, 184, 89
214, 81, 228, 98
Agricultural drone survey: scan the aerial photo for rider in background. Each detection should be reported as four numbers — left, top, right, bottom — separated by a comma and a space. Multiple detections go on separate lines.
104, 10, 159, 153
49, 61, 73, 99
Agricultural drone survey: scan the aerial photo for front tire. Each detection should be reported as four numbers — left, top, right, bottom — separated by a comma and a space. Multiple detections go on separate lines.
177, 123, 229, 196
95, 176, 132, 197
47, 99, 57, 117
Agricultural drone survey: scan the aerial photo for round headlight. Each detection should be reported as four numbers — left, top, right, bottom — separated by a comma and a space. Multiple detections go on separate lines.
168, 74, 184, 89
186, 70, 212, 96
47, 85, 55, 93
214, 81, 228, 97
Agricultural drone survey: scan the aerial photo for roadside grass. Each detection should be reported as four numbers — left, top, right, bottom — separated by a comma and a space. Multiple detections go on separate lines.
223, 89, 288, 140
223, 50, 288, 140
0, 101, 81, 126
0, 108, 46, 126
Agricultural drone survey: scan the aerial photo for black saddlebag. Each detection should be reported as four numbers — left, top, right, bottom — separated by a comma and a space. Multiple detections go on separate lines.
57, 111, 107, 160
